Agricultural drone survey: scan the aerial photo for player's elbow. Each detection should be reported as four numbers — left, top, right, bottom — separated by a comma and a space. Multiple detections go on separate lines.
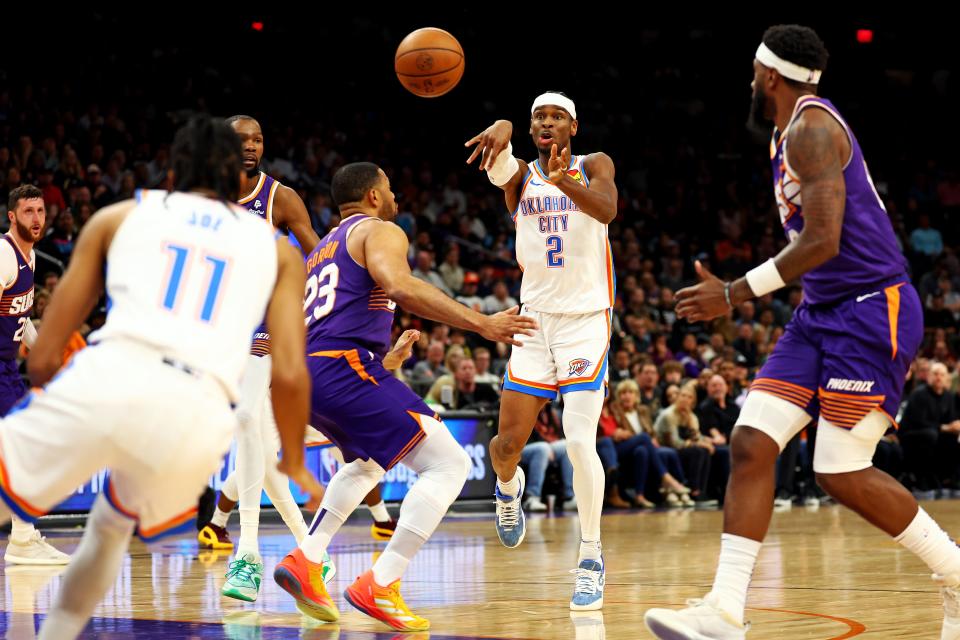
382, 278, 413, 306
599, 208, 617, 224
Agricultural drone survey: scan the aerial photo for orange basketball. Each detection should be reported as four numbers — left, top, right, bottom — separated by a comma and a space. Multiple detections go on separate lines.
395, 27, 464, 98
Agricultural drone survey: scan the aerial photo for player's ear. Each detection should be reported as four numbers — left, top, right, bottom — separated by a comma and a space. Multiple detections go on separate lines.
570, 119, 578, 137
368, 187, 380, 208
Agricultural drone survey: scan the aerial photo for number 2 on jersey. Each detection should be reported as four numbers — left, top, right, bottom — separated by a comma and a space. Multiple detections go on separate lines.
546, 235, 564, 267
304, 263, 339, 323
161, 243, 230, 323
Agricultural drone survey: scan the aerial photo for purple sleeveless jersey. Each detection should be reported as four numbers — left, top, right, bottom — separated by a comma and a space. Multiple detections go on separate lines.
753, 96, 923, 429
305, 215, 396, 357
0, 235, 33, 414
238, 171, 280, 356
773, 96, 907, 304
303, 214, 437, 470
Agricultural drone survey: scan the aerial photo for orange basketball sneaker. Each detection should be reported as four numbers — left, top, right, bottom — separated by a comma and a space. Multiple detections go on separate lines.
273, 548, 339, 622
344, 570, 430, 632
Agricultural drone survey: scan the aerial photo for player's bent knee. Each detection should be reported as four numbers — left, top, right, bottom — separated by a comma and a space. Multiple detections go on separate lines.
812, 411, 888, 475
734, 390, 811, 452
729, 426, 780, 468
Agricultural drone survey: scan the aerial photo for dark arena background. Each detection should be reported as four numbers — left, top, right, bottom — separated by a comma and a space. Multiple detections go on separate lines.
1, 9, 959, 640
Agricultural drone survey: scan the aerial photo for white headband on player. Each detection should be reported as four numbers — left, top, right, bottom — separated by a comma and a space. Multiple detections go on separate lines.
531, 93, 577, 119
755, 42, 822, 85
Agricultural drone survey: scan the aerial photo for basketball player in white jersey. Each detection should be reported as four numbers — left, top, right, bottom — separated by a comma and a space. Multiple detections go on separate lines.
466, 92, 617, 610
0, 185, 69, 566
0, 116, 321, 640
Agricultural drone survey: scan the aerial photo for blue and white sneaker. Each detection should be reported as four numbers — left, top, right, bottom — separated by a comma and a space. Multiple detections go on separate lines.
494, 467, 526, 548
570, 557, 604, 611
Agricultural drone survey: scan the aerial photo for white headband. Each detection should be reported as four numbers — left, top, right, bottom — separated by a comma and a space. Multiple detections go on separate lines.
531, 92, 577, 119
756, 42, 822, 85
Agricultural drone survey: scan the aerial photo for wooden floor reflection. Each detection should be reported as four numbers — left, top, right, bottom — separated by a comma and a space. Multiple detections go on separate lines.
2, 500, 955, 638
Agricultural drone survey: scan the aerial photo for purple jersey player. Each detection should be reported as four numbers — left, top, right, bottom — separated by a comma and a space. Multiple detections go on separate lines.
646, 25, 960, 640
273, 162, 536, 631
0, 185, 69, 566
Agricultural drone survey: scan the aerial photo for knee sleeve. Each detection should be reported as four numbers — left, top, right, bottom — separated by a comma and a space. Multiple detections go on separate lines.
813, 411, 889, 474
735, 390, 812, 451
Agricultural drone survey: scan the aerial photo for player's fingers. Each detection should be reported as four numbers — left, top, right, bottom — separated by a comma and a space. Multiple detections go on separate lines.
464, 133, 482, 147
466, 144, 484, 165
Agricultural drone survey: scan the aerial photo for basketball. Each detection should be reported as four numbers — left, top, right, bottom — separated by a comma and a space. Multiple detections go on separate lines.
395, 27, 464, 98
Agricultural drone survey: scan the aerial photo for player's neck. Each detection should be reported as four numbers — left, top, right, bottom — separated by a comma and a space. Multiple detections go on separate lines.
339, 208, 378, 221
238, 170, 262, 200
7, 230, 33, 256
776, 89, 816, 132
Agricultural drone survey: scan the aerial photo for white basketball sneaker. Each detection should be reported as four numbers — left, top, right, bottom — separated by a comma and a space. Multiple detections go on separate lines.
644, 594, 748, 640
934, 573, 960, 640
4, 530, 70, 565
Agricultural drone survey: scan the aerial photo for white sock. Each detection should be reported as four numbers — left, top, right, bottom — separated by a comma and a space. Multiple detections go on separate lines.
10, 516, 36, 544
301, 507, 346, 564
579, 539, 602, 563
301, 458, 383, 563
367, 500, 390, 523
38, 497, 135, 640
372, 549, 410, 586
497, 469, 520, 498
895, 507, 960, 577
562, 390, 606, 544
709, 533, 762, 624
210, 507, 230, 529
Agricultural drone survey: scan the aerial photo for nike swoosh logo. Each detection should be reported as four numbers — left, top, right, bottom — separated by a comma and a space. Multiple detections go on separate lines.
529, 180, 544, 186
19, 265, 26, 270
856, 292, 881, 302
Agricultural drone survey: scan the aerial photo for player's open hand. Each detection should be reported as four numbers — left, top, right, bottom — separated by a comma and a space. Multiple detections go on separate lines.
383, 329, 420, 371
465, 120, 513, 171
547, 144, 572, 183
675, 260, 730, 323
481, 305, 538, 347
277, 459, 325, 505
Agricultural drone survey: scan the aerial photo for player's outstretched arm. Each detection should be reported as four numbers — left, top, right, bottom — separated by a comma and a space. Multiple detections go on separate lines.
365, 222, 537, 346
275, 185, 321, 255
28, 200, 134, 386
676, 109, 847, 323
267, 238, 322, 502
465, 120, 527, 210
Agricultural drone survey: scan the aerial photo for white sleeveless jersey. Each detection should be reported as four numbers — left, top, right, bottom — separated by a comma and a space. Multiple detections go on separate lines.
91, 190, 278, 400
513, 155, 614, 314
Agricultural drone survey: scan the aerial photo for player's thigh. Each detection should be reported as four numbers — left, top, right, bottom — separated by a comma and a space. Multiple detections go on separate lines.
550, 309, 611, 395
502, 307, 557, 399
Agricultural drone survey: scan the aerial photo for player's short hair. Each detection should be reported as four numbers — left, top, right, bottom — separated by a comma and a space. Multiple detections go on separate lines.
225, 114, 259, 128
8, 184, 43, 213
330, 162, 382, 208
171, 116, 243, 201
762, 25, 829, 87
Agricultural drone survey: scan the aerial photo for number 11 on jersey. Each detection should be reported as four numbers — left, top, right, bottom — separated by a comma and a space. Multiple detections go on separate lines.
160, 243, 230, 323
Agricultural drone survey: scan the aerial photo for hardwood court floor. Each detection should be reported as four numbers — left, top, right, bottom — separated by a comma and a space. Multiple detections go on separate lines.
1, 500, 955, 639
